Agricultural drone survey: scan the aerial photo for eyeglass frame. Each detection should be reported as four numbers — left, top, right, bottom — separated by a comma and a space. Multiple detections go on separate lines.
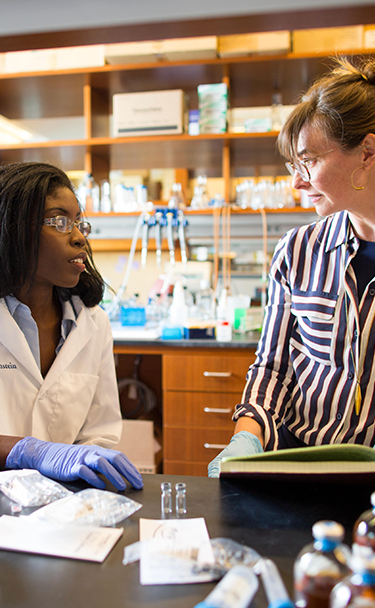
285, 148, 339, 182
43, 215, 91, 237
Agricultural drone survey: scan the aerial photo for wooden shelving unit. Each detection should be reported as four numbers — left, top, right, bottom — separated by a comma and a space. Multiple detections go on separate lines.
0, 46, 374, 202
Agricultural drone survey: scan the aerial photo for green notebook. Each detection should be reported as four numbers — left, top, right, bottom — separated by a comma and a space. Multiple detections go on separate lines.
219, 443, 375, 483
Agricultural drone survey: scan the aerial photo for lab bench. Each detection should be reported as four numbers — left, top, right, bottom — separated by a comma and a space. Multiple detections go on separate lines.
0, 473, 371, 608
113, 333, 259, 476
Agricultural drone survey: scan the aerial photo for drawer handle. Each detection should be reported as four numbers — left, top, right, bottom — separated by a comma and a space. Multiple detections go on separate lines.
204, 443, 228, 450
204, 407, 232, 414
203, 371, 232, 378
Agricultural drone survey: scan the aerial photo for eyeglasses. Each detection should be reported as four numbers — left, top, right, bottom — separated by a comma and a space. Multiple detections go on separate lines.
43, 216, 91, 237
285, 148, 338, 182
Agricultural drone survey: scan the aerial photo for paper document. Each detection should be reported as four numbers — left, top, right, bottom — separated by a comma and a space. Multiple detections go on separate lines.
0, 515, 123, 562
137, 517, 215, 585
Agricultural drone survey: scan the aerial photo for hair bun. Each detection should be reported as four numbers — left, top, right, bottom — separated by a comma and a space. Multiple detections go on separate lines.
362, 61, 375, 85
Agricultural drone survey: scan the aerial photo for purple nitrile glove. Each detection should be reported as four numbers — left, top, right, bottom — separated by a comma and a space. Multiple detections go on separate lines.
6, 437, 143, 491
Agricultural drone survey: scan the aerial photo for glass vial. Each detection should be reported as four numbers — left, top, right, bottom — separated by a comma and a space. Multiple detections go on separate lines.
175, 482, 187, 515
294, 520, 351, 608
353, 491, 375, 550
330, 551, 375, 607
160, 482, 173, 517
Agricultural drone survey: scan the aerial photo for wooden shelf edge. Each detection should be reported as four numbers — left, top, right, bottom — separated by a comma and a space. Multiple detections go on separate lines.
1, 47, 374, 79
0, 131, 279, 151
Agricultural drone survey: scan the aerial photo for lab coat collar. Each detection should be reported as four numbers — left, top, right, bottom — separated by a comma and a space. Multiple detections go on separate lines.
0, 297, 99, 389
0, 298, 42, 383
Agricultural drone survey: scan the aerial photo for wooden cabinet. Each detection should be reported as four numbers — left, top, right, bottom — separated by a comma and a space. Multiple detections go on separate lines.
162, 349, 256, 475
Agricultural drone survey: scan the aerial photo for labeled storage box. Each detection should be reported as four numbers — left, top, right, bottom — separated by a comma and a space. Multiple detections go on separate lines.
198, 83, 228, 134
292, 26, 364, 54
218, 31, 291, 57
113, 89, 185, 137
229, 105, 296, 133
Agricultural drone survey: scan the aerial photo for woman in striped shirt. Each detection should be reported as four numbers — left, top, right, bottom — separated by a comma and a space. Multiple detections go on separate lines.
209, 56, 375, 476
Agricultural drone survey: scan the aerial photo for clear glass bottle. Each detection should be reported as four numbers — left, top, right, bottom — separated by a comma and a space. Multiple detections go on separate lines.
294, 520, 352, 608
168, 182, 185, 209
353, 491, 375, 550
160, 482, 173, 517
175, 482, 187, 515
330, 552, 375, 607
100, 180, 112, 213
196, 279, 216, 320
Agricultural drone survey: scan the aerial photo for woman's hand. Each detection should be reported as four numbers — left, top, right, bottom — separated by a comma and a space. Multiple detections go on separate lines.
208, 431, 263, 477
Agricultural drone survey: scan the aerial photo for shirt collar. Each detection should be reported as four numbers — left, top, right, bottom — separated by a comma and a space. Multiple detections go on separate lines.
5, 293, 78, 328
325, 211, 357, 253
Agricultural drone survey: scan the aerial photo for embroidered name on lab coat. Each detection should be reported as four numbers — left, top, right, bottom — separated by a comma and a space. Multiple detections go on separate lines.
0, 363, 17, 369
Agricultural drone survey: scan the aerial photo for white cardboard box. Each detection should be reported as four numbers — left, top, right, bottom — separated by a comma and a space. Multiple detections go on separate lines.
105, 37, 217, 65
113, 419, 156, 474
292, 26, 364, 54
161, 36, 217, 61
218, 31, 291, 57
4, 48, 56, 73
113, 89, 185, 137
54, 45, 106, 69
105, 41, 164, 65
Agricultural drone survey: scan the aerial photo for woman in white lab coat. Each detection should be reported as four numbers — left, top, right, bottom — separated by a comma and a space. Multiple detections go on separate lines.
0, 161, 143, 491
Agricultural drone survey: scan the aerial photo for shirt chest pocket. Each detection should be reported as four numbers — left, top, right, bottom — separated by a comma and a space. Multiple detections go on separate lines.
290, 290, 338, 365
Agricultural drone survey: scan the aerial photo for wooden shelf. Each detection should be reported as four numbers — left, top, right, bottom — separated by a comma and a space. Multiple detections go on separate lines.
0, 31, 373, 195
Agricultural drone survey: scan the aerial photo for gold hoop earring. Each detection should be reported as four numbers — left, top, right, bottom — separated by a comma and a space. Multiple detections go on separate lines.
351, 166, 369, 190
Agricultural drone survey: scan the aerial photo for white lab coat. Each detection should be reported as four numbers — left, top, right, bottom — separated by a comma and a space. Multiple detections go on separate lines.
0, 296, 122, 447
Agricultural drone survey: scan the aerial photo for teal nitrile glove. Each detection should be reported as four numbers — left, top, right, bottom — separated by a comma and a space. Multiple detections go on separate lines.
6, 436, 143, 491
207, 431, 263, 478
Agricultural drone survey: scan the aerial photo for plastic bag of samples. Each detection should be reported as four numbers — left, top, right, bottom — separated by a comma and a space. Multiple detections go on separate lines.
0, 470, 72, 507
28, 488, 142, 526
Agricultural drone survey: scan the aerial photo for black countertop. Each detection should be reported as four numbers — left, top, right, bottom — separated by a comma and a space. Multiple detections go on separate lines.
0, 474, 372, 608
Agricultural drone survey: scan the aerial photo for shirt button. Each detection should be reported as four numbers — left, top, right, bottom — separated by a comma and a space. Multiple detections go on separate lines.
353, 330, 358, 339
369, 288, 375, 296
348, 372, 354, 380
337, 413, 342, 420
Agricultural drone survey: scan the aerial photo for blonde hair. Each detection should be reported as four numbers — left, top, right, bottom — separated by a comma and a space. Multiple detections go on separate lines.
278, 56, 375, 161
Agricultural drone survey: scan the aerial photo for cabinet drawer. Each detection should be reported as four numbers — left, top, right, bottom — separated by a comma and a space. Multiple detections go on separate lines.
163, 352, 254, 392
164, 427, 233, 461
164, 391, 236, 429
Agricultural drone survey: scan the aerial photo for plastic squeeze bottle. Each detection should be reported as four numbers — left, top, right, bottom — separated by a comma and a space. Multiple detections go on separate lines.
193, 564, 259, 608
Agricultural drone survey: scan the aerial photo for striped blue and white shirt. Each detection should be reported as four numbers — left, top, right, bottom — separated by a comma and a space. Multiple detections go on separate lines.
234, 211, 375, 450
